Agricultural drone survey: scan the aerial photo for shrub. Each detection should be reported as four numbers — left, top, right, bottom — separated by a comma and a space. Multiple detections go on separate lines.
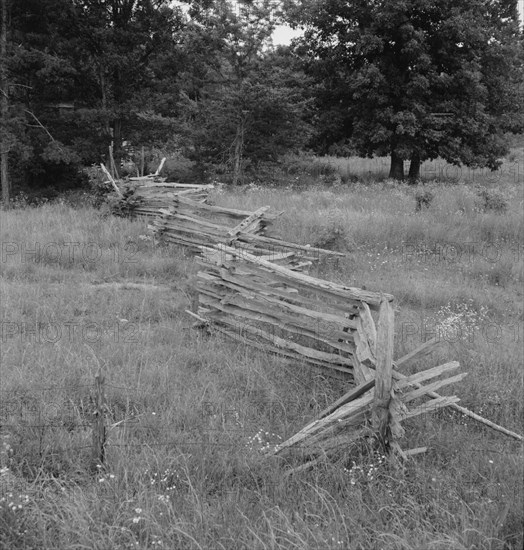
84, 165, 115, 208
311, 212, 350, 252
414, 189, 435, 211
152, 153, 201, 183
476, 188, 508, 213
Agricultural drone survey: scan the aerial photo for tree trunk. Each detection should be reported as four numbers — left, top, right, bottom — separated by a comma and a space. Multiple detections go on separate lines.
232, 118, 245, 186
112, 118, 122, 178
408, 152, 421, 183
99, 65, 111, 139
389, 151, 404, 180
1, 0, 9, 208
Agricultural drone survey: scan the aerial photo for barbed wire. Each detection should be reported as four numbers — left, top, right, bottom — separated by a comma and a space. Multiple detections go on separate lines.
0, 381, 150, 394
0, 383, 93, 393
1, 423, 93, 429
1, 375, 520, 470
104, 383, 151, 393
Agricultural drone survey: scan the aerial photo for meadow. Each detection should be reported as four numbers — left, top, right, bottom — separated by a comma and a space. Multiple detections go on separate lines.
0, 151, 523, 549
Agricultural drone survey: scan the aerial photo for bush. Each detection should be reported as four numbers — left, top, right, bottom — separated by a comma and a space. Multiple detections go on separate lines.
310, 211, 350, 252
313, 224, 348, 251
414, 189, 435, 211
476, 188, 509, 214
84, 165, 115, 208
150, 153, 201, 183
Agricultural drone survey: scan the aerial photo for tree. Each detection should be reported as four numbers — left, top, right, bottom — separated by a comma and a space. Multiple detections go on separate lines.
62, 0, 186, 167
291, 0, 524, 180
1, 0, 9, 206
6, 0, 186, 190
178, 0, 312, 183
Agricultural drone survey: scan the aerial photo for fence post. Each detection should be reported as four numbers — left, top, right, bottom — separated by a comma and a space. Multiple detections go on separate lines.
91, 369, 107, 472
372, 297, 394, 453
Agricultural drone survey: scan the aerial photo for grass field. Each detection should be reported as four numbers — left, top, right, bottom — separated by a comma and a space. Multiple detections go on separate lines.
0, 151, 523, 549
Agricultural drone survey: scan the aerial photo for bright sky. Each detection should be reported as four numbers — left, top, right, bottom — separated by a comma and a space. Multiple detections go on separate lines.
272, 24, 302, 46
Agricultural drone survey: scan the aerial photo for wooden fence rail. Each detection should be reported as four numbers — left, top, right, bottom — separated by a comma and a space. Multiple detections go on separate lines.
151, 197, 344, 271
193, 245, 467, 463
195, 244, 390, 379
113, 181, 214, 218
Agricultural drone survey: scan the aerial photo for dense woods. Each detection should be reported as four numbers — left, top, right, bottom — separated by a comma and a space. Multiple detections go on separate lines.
0, 0, 523, 198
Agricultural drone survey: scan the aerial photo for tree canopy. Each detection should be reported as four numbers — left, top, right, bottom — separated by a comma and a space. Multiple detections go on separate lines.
176, 1, 312, 182
291, 0, 524, 179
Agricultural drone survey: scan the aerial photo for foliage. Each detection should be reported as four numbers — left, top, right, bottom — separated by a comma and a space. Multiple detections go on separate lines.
311, 217, 349, 251
176, 1, 312, 182
3, 0, 522, 191
84, 164, 116, 208
289, 0, 524, 180
158, 153, 201, 183
4, 0, 186, 190
414, 189, 434, 211
476, 187, 509, 213
2, 0, 313, 191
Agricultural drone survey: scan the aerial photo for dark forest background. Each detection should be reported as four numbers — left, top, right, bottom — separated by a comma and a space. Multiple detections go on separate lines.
1, 0, 523, 200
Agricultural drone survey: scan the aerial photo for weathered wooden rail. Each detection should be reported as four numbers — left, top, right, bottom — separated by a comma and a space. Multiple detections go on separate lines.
196, 244, 387, 380
191, 243, 522, 469
115, 181, 214, 218
151, 197, 344, 270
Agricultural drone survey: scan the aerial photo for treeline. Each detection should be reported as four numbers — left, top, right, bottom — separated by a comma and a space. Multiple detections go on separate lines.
1, 0, 312, 192
0, 0, 523, 196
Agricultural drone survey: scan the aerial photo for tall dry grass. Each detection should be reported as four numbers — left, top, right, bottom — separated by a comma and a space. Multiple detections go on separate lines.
0, 156, 522, 549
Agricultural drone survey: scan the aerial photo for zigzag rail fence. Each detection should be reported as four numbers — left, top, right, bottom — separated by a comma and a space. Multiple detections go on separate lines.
141, 192, 521, 471
104, 171, 524, 472
2, 168, 521, 482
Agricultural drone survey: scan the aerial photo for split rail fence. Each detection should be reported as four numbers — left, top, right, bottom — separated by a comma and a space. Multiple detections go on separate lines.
98, 159, 523, 471
150, 196, 344, 271
101, 159, 213, 218
4, 166, 520, 484
119, 181, 213, 218
191, 244, 479, 468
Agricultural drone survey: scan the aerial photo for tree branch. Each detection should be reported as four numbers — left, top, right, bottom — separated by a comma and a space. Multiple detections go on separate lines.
24, 109, 64, 152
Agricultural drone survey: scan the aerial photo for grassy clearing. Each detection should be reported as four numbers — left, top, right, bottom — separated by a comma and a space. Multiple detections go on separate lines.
0, 154, 523, 549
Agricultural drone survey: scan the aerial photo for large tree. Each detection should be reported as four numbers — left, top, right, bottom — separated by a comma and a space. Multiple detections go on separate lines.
291, 0, 524, 180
